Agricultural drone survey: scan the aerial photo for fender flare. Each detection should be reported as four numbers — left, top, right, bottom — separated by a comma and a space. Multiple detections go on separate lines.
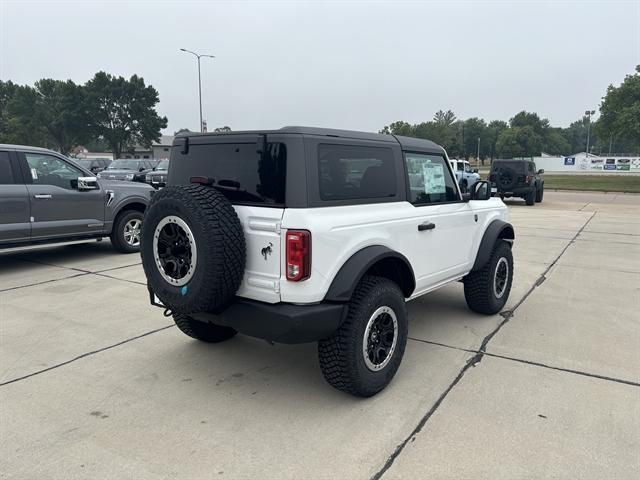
471, 220, 515, 271
324, 245, 416, 302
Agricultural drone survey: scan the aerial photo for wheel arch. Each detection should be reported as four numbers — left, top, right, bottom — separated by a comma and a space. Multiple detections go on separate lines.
324, 245, 416, 302
471, 220, 515, 272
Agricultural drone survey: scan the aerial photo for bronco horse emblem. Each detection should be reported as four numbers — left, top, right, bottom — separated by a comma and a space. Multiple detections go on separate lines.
261, 242, 273, 260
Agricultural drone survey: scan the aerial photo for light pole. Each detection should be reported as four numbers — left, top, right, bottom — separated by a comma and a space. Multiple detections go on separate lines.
180, 48, 215, 132
477, 137, 481, 164
585, 109, 595, 156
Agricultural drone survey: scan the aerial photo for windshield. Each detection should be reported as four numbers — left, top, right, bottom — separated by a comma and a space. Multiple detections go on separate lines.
155, 160, 169, 171
107, 160, 139, 170
75, 159, 92, 167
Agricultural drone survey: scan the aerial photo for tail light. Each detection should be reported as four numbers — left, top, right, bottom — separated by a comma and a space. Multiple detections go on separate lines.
286, 230, 311, 281
525, 175, 531, 184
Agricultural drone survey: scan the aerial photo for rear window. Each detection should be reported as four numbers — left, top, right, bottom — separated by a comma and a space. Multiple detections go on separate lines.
172, 142, 286, 206
491, 160, 526, 171
318, 144, 396, 200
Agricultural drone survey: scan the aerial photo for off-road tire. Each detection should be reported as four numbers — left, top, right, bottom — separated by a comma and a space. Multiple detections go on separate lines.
535, 184, 544, 203
173, 313, 237, 343
525, 189, 535, 206
141, 185, 245, 314
494, 165, 517, 191
318, 276, 408, 397
111, 210, 143, 253
463, 240, 513, 315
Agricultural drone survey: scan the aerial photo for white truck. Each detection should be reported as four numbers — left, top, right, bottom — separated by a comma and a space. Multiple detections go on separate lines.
449, 158, 481, 193
141, 128, 515, 397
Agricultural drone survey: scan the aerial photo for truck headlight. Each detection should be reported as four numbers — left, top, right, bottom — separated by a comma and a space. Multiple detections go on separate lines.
125, 173, 134, 180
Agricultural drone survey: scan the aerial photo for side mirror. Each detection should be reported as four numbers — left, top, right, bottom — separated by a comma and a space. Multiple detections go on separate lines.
77, 176, 98, 191
473, 168, 478, 173
537, 169, 544, 174
471, 180, 491, 201
139, 167, 145, 172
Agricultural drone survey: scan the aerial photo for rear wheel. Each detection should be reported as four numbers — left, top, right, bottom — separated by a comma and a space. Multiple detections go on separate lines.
111, 210, 144, 253
318, 276, 408, 397
173, 313, 237, 343
535, 184, 544, 203
525, 189, 535, 206
463, 240, 513, 314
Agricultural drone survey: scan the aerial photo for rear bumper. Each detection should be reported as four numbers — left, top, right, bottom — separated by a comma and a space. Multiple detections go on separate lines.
148, 284, 347, 344
491, 185, 533, 197
191, 299, 346, 344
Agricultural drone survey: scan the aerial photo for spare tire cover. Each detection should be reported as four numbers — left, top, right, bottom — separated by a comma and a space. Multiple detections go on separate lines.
495, 166, 517, 190
141, 185, 246, 314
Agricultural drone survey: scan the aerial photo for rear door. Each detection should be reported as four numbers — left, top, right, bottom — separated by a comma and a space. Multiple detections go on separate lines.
20, 151, 106, 240
0, 149, 30, 244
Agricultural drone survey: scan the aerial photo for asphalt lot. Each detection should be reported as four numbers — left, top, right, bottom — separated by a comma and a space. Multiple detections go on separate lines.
1, 191, 639, 479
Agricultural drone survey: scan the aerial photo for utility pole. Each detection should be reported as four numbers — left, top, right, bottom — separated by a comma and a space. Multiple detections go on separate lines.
477, 137, 481, 165
585, 109, 595, 157
180, 48, 215, 132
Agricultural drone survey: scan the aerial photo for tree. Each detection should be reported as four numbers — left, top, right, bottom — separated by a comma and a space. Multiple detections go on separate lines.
485, 120, 508, 160
596, 65, 640, 154
496, 126, 543, 158
85, 72, 167, 159
33, 79, 89, 154
0, 81, 49, 147
379, 121, 414, 136
214, 126, 232, 132
174, 128, 192, 135
543, 128, 571, 155
462, 117, 487, 160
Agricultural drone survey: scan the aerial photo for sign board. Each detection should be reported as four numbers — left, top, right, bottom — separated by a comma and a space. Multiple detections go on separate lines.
564, 157, 575, 166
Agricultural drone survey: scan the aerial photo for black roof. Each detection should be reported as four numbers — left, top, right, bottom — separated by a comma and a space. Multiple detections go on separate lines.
177, 126, 445, 154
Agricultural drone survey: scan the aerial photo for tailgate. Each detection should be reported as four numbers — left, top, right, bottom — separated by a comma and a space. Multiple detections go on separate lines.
234, 205, 284, 304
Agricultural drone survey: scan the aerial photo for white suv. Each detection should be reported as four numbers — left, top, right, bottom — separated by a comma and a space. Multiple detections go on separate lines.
141, 128, 515, 397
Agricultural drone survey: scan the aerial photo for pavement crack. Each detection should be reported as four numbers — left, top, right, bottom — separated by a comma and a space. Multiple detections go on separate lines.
92, 272, 147, 286
371, 212, 597, 480
0, 325, 174, 387
0, 272, 91, 293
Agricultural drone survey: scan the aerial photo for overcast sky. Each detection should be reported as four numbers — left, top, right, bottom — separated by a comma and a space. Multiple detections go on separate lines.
1, 0, 638, 134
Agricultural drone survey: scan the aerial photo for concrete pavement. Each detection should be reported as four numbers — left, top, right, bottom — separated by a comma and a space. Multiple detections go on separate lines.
1, 191, 639, 479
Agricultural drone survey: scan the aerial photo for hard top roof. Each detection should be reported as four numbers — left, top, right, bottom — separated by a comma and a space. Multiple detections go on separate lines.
177, 127, 445, 153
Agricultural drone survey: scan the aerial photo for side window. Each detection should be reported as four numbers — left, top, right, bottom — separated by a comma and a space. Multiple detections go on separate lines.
457, 163, 464, 171
463, 163, 471, 173
0, 152, 16, 184
404, 152, 459, 205
318, 144, 396, 200
25, 153, 83, 190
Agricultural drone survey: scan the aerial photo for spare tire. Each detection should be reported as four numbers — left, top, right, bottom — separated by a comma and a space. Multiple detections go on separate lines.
141, 185, 245, 314
495, 166, 517, 191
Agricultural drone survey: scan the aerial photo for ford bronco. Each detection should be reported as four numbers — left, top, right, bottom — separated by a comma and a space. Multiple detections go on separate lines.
141, 128, 515, 397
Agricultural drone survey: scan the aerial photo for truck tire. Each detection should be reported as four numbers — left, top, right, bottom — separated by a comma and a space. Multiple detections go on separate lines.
173, 313, 237, 343
318, 276, 408, 397
525, 189, 535, 206
140, 185, 245, 314
111, 210, 144, 253
463, 240, 513, 315
535, 184, 544, 203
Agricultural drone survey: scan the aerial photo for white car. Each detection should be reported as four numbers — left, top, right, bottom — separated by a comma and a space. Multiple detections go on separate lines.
450, 158, 481, 193
141, 128, 515, 397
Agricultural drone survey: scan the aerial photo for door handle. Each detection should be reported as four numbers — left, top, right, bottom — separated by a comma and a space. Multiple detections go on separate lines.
34, 194, 52, 199
418, 222, 436, 231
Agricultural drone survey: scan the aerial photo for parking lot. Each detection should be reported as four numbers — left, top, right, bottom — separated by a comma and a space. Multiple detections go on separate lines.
1, 190, 638, 479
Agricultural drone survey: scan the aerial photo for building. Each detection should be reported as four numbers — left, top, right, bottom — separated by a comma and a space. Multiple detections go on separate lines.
119, 135, 174, 161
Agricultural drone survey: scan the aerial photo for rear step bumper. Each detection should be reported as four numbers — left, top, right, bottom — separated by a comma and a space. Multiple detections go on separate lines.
191, 299, 347, 344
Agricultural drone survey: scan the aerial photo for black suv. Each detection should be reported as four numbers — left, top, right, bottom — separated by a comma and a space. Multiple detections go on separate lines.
489, 159, 544, 205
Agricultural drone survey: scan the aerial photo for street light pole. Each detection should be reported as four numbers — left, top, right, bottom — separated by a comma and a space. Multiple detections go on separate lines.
585, 109, 595, 157
477, 137, 480, 164
180, 48, 215, 133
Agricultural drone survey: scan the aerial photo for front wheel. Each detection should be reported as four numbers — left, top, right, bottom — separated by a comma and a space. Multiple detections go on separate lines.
463, 240, 513, 314
111, 210, 144, 253
318, 276, 408, 397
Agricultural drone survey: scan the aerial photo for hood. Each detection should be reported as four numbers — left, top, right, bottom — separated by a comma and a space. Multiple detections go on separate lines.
100, 169, 138, 176
99, 179, 154, 192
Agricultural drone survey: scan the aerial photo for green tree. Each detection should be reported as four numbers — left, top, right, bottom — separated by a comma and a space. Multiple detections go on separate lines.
379, 121, 414, 136
496, 126, 543, 158
543, 128, 571, 155
462, 117, 487, 159
485, 120, 508, 160
33, 79, 89, 154
85, 72, 167, 159
596, 65, 640, 153
214, 126, 232, 132
0, 81, 49, 147
174, 128, 192, 135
